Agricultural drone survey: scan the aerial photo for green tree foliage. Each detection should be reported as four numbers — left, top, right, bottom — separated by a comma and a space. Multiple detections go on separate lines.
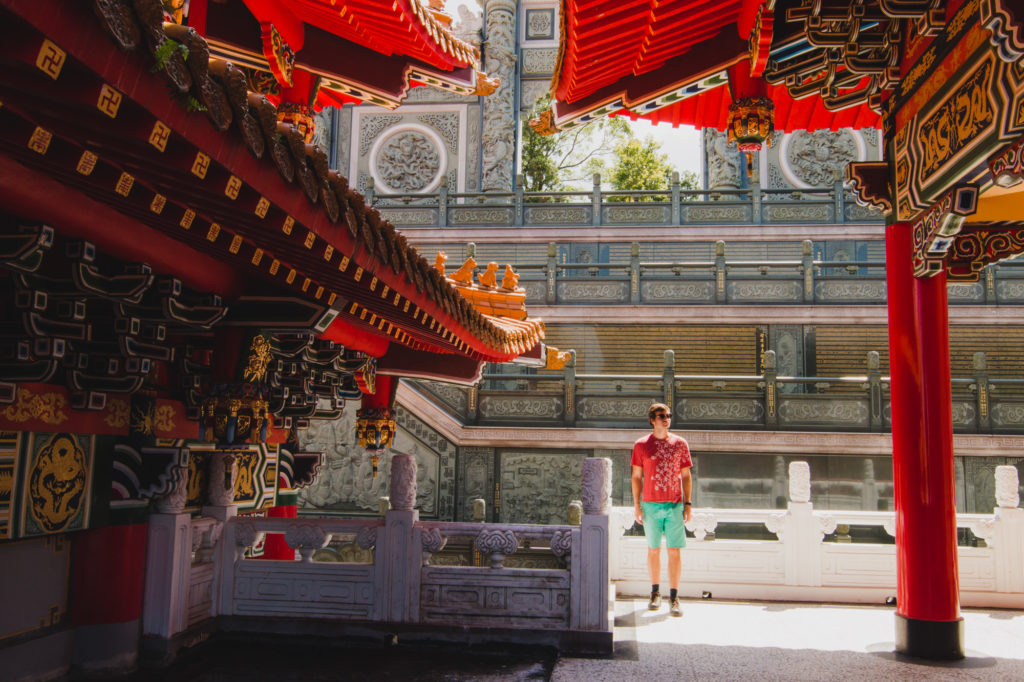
520, 96, 631, 193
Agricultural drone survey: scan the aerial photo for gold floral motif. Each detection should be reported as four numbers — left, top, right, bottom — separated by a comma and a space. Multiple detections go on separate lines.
243, 335, 272, 382
154, 406, 176, 433
2, 389, 68, 425
901, 49, 936, 96
104, 398, 130, 429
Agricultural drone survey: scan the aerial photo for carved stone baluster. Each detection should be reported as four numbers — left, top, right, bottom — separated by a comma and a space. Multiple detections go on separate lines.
996, 465, 1021, 509
474, 529, 518, 568
421, 527, 447, 566
550, 529, 573, 567
284, 524, 332, 563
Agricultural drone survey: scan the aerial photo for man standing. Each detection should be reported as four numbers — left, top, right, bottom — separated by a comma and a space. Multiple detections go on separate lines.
631, 402, 693, 617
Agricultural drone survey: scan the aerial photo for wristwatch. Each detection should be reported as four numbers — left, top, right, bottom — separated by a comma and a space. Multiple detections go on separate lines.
684, 501, 692, 506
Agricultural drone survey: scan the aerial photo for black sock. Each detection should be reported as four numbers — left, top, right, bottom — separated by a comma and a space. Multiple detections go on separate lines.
670, 588, 678, 600
652, 584, 660, 594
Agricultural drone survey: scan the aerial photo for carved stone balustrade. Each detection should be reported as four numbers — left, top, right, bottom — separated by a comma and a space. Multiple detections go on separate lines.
284, 524, 333, 563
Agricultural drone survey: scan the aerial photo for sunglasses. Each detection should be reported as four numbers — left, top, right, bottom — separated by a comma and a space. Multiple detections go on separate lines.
654, 413, 672, 420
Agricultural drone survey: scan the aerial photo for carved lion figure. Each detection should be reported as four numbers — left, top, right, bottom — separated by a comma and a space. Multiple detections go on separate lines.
501, 264, 520, 291
450, 256, 476, 284
478, 261, 499, 287
434, 251, 447, 277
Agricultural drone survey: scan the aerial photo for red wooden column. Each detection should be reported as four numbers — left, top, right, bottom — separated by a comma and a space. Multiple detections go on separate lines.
71, 523, 148, 671
885, 221, 963, 659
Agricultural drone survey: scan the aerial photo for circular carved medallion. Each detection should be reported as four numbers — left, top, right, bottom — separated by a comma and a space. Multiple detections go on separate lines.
370, 124, 446, 193
779, 129, 866, 188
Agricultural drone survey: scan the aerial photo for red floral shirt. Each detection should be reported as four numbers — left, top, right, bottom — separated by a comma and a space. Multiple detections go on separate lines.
631, 433, 692, 503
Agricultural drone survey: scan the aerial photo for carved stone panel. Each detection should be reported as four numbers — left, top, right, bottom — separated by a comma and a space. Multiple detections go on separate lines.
947, 283, 984, 302
777, 398, 870, 428
481, 0, 516, 192
499, 452, 581, 524
951, 401, 977, 429
685, 205, 751, 223
479, 396, 562, 420
458, 447, 495, 521
996, 279, 1024, 302
704, 129, 742, 190
525, 205, 591, 224
603, 205, 671, 224
371, 125, 445, 193
577, 397, 650, 420
556, 281, 629, 302
521, 47, 558, 74
524, 9, 555, 40
992, 402, 1024, 428
395, 406, 456, 520
679, 398, 764, 424
641, 280, 715, 303
769, 325, 803, 393
727, 280, 803, 302
377, 208, 437, 226
762, 204, 833, 223
449, 207, 514, 225
779, 129, 862, 188
814, 280, 887, 302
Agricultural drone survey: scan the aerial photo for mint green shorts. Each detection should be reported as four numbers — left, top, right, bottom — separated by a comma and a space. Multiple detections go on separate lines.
642, 502, 687, 549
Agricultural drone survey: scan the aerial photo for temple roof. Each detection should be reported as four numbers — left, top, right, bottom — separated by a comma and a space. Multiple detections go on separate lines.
537, 0, 884, 134
194, 0, 488, 110
0, 0, 542, 384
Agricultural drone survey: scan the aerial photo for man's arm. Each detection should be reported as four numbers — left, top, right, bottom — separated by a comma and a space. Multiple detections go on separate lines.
681, 467, 693, 522
632, 465, 644, 523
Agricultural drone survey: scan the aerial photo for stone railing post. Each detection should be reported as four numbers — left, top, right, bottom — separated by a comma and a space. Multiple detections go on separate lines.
973, 352, 991, 433
365, 176, 375, 205
381, 454, 420, 623
574, 457, 611, 631
467, 384, 479, 425
993, 466, 1024, 593
670, 171, 681, 224
802, 239, 815, 303
985, 265, 997, 304
629, 242, 641, 304
662, 349, 675, 410
751, 179, 762, 223
514, 173, 525, 226
763, 350, 779, 429
143, 465, 192, 637
765, 462, 835, 588
546, 241, 558, 304
563, 349, 577, 427
438, 176, 449, 227
472, 498, 487, 522
592, 173, 602, 226
714, 240, 727, 303
867, 351, 883, 432
833, 180, 844, 222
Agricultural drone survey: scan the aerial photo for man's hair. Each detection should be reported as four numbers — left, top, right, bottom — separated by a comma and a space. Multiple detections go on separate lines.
648, 402, 670, 422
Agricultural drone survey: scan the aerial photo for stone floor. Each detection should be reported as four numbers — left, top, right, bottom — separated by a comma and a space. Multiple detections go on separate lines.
77, 599, 1024, 681
552, 598, 1024, 681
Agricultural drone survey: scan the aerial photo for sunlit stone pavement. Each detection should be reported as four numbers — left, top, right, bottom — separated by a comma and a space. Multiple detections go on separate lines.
552, 599, 1024, 681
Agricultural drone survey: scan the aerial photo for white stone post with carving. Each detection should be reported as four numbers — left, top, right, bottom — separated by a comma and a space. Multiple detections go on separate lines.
380, 453, 421, 622
143, 465, 192, 637
993, 465, 1024, 593
765, 461, 836, 587
573, 457, 612, 632
481, 0, 516, 193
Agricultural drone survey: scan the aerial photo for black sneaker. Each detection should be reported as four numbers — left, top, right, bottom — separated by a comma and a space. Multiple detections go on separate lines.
670, 596, 682, 617
648, 591, 662, 610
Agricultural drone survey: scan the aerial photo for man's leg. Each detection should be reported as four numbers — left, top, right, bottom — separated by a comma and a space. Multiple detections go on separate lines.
648, 547, 661, 586
667, 547, 681, 590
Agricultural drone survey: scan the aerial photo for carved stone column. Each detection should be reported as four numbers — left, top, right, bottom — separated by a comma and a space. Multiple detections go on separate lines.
390, 454, 418, 511
575, 457, 611, 635
381, 453, 420, 622
705, 129, 742, 190
481, 0, 516, 192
